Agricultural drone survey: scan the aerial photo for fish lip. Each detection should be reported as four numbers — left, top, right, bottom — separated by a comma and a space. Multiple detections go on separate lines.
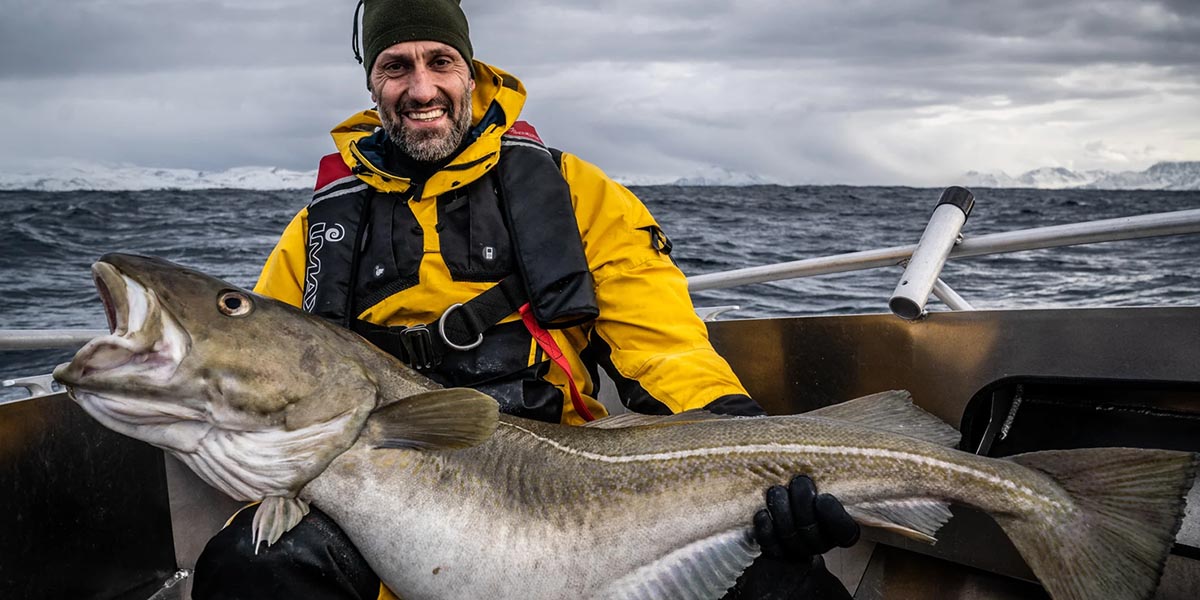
93, 261, 125, 335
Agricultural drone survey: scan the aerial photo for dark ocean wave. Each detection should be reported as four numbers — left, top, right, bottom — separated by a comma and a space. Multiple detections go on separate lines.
2, 186, 1199, 397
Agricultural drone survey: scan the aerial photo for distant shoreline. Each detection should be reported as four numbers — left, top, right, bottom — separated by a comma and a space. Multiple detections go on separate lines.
2, 160, 1199, 192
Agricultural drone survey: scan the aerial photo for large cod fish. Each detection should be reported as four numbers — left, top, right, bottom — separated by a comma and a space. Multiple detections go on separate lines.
55, 254, 1195, 600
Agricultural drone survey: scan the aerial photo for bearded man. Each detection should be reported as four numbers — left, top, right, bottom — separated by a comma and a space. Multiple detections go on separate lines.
192, 1, 858, 598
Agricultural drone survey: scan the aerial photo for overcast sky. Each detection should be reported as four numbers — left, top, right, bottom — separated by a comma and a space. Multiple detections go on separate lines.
1, 0, 1197, 185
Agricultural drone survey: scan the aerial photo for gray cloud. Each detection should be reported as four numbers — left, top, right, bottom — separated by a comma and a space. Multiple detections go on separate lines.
0, 0, 1197, 184
475, 0, 1200, 70
0, 1, 347, 79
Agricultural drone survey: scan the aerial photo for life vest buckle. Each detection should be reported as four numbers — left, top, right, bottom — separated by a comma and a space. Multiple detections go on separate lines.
399, 325, 438, 370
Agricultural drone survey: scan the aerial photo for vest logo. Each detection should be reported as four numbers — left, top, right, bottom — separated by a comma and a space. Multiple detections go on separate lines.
303, 222, 328, 312
303, 222, 348, 312
324, 224, 346, 243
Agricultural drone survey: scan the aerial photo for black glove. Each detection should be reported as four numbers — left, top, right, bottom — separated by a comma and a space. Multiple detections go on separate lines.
753, 475, 860, 561
194, 505, 381, 600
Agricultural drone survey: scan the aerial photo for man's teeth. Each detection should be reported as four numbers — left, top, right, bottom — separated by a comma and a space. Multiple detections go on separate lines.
406, 108, 446, 121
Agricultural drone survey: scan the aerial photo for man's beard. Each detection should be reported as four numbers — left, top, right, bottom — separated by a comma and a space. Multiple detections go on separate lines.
381, 86, 473, 163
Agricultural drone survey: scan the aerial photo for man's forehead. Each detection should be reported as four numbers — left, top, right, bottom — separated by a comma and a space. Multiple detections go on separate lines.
376, 40, 463, 61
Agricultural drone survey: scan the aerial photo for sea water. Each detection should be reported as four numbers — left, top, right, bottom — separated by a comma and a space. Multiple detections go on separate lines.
2, 186, 1198, 397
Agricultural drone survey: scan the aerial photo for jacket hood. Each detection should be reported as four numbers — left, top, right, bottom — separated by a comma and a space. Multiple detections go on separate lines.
331, 60, 527, 197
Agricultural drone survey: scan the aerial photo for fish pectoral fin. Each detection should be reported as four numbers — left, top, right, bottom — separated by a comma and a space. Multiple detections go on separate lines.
845, 497, 953, 544
583, 409, 732, 430
595, 528, 759, 600
366, 388, 499, 450
251, 496, 310, 552
804, 391, 961, 447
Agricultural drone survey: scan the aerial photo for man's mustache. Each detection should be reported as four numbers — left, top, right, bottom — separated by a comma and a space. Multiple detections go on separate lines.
394, 95, 454, 116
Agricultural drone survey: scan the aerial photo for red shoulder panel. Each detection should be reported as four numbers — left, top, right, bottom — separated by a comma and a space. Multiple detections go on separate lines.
504, 121, 544, 145
314, 153, 354, 191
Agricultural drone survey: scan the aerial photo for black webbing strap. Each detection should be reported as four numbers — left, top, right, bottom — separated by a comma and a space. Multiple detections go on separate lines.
351, 276, 528, 370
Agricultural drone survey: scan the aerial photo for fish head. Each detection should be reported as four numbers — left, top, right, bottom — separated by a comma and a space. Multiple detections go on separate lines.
54, 253, 385, 500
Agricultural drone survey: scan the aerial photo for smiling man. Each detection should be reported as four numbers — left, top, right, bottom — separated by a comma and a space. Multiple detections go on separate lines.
192, 1, 857, 599
372, 42, 474, 162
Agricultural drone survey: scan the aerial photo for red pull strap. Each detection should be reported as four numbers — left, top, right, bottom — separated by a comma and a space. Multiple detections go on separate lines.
518, 303, 596, 422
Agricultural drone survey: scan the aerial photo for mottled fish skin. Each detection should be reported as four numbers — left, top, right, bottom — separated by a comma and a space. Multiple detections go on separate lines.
56, 254, 1197, 600
305, 412, 1064, 599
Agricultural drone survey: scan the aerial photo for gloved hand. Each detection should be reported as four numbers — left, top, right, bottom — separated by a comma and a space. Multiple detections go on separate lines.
752, 475, 860, 561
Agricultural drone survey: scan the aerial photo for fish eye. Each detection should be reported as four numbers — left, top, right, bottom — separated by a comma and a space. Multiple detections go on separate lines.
218, 291, 254, 317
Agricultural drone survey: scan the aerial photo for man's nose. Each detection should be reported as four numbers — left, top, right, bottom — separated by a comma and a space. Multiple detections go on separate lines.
406, 67, 438, 104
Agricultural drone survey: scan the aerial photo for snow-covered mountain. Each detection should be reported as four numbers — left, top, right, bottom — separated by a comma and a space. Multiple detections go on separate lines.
963, 161, 1200, 191
612, 174, 676, 187
0, 164, 317, 192
615, 166, 778, 187
0, 161, 777, 191
670, 167, 778, 186
1086, 162, 1200, 191
9, 160, 1193, 191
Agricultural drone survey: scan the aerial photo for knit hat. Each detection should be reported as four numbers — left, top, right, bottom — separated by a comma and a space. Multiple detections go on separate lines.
354, 0, 474, 80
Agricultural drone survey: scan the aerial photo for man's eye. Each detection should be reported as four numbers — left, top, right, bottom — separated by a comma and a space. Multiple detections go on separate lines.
431, 58, 452, 68
383, 63, 405, 75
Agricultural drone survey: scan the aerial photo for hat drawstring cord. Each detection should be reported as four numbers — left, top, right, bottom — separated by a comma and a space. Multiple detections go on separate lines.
352, 0, 365, 65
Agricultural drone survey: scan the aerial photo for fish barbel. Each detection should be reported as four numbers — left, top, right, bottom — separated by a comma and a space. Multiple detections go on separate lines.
54, 254, 1196, 600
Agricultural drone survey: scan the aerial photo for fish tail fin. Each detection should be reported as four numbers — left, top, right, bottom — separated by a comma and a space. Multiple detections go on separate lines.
998, 448, 1196, 600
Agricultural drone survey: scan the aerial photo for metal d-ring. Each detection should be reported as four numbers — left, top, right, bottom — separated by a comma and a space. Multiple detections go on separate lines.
438, 303, 484, 351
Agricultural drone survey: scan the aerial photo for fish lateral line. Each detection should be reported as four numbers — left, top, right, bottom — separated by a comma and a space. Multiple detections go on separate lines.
498, 421, 1066, 510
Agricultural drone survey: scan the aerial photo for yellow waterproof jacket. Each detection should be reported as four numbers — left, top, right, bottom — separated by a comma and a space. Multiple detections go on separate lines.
255, 61, 750, 424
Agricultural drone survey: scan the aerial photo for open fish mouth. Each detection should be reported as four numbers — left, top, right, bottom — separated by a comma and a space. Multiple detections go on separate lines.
54, 261, 190, 387
95, 262, 121, 335
95, 261, 132, 336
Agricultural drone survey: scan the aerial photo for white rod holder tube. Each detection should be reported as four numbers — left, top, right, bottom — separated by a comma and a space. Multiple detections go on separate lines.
889, 187, 975, 320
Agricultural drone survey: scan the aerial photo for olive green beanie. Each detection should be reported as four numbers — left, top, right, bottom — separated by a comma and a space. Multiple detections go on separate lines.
360, 0, 474, 79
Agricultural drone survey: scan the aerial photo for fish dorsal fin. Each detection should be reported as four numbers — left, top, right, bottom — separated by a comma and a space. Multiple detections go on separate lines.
845, 498, 954, 544
583, 409, 734, 430
806, 390, 961, 447
594, 527, 760, 600
365, 389, 499, 450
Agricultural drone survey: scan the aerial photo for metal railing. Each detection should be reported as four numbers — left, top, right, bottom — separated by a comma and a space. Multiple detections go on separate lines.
1, 328, 108, 350
688, 207, 1200, 291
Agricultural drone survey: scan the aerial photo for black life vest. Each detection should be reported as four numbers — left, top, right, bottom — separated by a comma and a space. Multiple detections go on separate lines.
302, 126, 597, 329
298, 124, 599, 422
